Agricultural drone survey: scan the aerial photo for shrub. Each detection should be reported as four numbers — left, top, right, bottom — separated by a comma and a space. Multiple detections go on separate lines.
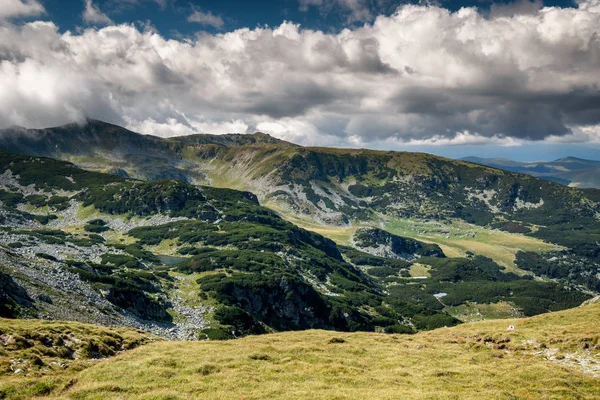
200, 328, 234, 341
384, 324, 415, 334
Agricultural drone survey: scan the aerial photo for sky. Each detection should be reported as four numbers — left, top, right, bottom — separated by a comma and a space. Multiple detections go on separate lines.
1, 0, 600, 161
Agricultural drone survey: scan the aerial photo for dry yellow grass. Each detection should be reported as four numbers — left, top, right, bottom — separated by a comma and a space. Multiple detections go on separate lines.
2, 303, 599, 399
409, 263, 431, 278
276, 213, 359, 245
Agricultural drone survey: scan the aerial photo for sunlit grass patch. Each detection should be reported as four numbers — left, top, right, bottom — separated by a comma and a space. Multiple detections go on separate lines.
2, 303, 600, 399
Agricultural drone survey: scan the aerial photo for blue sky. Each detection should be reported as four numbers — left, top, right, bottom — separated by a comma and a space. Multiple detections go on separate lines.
2, 0, 600, 161
29, 0, 580, 35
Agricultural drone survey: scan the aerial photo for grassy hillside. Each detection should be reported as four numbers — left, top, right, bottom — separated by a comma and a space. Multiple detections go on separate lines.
1, 301, 599, 399
2, 121, 599, 257
2, 122, 600, 328
2, 151, 479, 338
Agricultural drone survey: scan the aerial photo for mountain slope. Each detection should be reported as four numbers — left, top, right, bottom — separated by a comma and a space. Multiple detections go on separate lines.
0, 150, 473, 338
2, 120, 599, 228
2, 121, 600, 313
1, 301, 599, 399
0, 150, 594, 336
3, 120, 599, 267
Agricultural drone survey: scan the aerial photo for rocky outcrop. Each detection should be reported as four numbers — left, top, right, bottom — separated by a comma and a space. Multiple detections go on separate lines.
352, 228, 445, 261
0, 270, 35, 318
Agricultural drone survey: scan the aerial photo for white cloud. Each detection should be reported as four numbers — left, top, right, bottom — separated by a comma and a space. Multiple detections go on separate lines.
82, 0, 113, 25
0, 0, 45, 19
187, 8, 224, 29
256, 118, 344, 146
0, 1, 600, 148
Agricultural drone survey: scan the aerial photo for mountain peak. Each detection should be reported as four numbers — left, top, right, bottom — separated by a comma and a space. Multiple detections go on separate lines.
553, 156, 587, 163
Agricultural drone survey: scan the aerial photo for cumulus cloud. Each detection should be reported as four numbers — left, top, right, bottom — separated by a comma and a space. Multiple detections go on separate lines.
0, 1, 600, 147
187, 7, 224, 29
0, 0, 45, 19
83, 0, 113, 25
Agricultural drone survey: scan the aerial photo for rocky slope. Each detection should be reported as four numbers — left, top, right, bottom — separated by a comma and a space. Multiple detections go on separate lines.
0, 151, 465, 338
2, 121, 598, 239
0, 151, 593, 338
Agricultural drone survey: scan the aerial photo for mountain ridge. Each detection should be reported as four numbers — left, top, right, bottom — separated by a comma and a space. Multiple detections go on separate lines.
2, 120, 599, 262
461, 155, 600, 188
0, 149, 596, 339
1, 122, 600, 337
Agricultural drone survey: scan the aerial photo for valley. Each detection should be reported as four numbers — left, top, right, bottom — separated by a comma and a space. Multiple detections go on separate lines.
0, 121, 599, 343
1, 121, 600, 339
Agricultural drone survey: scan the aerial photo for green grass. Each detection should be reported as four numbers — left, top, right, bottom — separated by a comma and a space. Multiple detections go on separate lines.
77, 205, 101, 221
444, 301, 523, 322
409, 263, 431, 278
385, 218, 561, 273
284, 215, 559, 275
278, 216, 358, 245
1, 302, 599, 399
0, 319, 155, 384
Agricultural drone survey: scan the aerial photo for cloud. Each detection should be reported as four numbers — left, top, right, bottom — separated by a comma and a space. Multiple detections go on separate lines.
187, 8, 224, 29
0, 0, 45, 19
82, 0, 113, 25
0, 1, 599, 148
127, 116, 250, 137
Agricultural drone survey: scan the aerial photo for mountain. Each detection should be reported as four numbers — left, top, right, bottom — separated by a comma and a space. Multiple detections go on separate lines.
2, 300, 599, 399
3, 150, 522, 339
2, 120, 599, 263
1, 122, 600, 326
462, 155, 600, 188
0, 149, 596, 339
0, 120, 295, 184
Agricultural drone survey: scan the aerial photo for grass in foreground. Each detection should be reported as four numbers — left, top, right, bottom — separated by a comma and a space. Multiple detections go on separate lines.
1, 303, 599, 399
0, 319, 156, 399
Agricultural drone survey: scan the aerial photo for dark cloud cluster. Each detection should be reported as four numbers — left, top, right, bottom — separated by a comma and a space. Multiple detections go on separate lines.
0, 0, 599, 146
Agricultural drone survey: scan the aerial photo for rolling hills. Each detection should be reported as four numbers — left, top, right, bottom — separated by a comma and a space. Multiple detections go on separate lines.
462, 156, 600, 189
1, 121, 600, 334
1, 121, 599, 270
0, 150, 475, 339
1, 300, 599, 399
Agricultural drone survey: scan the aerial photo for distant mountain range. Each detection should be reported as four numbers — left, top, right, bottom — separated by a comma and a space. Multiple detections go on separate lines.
461, 156, 600, 189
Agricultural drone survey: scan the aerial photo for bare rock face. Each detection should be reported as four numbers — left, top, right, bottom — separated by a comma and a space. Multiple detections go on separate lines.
0, 270, 35, 318
352, 228, 445, 261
